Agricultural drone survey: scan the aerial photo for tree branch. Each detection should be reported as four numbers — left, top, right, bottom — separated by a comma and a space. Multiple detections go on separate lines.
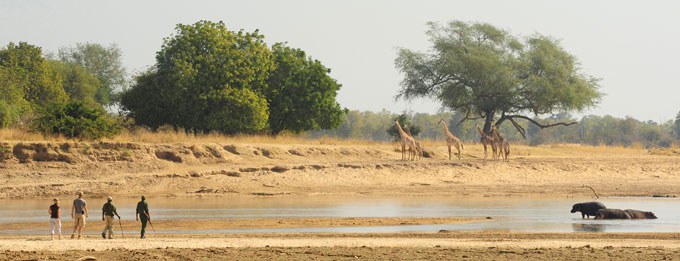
582, 185, 600, 199
504, 114, 578, 129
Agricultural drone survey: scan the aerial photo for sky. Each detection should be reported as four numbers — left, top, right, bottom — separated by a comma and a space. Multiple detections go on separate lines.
1, 0, 679, 122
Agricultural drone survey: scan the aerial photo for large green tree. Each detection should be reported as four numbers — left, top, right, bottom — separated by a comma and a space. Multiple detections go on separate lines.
0, 42, 67, 106
121, 21, 274, 134
58, 43, 126, 105
395, 21, 601, 137
265, 43, 344, 135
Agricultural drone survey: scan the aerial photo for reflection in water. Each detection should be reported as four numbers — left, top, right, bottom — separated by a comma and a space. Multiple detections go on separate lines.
572, 223, 606, 232
0, 197, 678, 234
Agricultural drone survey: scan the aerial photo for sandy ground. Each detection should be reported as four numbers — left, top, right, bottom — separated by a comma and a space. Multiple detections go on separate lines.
2, 141, 680, 259
2, 233, 680, 260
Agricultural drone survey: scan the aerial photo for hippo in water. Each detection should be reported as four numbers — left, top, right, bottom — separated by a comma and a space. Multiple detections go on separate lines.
624, 209, 657, 219
595, 208, 631, 219
571, 202, 607, 219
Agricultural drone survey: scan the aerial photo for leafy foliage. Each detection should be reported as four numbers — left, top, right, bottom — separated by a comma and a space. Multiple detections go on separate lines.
266, 43, 344, 135
121, 20, 274, 134
395, 21, 601, 137
49, 60, 100, 107
32, 101, 120, 140
58, 43, 126, 105
0, 42, 67, 106
386, 114, 421, 141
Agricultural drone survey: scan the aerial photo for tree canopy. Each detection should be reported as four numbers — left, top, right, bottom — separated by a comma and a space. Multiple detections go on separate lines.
121, 20, 274, 134
395, 21, 601, 137
121, 21, 344, 135
265, 43, 344, 135
58, 43, 127, 106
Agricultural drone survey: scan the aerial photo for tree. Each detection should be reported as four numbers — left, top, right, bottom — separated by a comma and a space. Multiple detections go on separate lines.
386, 113, 421, 141
32, 101, 120, 140
58, 43, 126, 105
265, 43, 344, 135
121, 20, 274, 134
395, 21, 601, 137
0, 42, 67, 106
48, 60, 100, 107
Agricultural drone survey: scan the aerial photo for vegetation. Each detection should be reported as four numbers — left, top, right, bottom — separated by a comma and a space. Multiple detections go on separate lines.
266, 43, 344, 135
32, 101, 120, 139
385, 113, 421, 141
395, 21, 601, 136
57, 43, 127, 106
121, 21, 344, 135
312, 110, 677, 148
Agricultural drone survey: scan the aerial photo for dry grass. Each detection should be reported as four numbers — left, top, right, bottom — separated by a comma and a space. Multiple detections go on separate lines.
0, 128, 382, 146
0, 128, 669, 158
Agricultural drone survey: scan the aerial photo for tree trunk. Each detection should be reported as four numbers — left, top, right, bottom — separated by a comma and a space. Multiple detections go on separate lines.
483, 111, 495, 134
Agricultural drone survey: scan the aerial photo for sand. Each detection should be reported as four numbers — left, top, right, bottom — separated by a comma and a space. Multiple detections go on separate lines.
1, 141, 680, 259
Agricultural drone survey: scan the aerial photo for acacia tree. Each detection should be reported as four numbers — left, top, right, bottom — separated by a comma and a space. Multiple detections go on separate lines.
265, 43, 344, 135
395, 21, 601, 137
121, 21, 274, 133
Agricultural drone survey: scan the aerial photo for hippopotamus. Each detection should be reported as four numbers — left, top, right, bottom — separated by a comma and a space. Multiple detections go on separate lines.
571, 202, 607, 219
624, 209, 657, 219
595, 208, 631, 219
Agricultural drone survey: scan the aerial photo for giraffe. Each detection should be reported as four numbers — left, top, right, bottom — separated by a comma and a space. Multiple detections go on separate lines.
437, 119, 464, 160
404, 124, 423, 160
477, 125, 497, 160
492, 126, 510, 161
395, 119, 417, 161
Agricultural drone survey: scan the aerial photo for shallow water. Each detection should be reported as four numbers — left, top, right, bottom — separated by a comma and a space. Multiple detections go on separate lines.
1, 196, 678, 234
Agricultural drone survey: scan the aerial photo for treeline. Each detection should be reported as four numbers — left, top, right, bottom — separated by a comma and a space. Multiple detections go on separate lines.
0, 42, 124, 139
0, 21, 344, 139
311, 110, 680, 148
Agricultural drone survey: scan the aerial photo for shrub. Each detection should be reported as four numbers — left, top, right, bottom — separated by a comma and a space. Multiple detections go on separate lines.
32, 101, 120, 140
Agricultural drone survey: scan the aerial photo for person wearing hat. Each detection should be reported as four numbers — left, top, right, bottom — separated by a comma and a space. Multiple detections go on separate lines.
135, 195, 150, 239
101, 196, 120, 239
48, 198, 61, 240
70, 191, 88, 239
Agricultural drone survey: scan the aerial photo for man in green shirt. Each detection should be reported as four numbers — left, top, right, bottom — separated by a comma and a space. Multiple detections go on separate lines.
101, 196, 120, 239
136, 195, 150, 239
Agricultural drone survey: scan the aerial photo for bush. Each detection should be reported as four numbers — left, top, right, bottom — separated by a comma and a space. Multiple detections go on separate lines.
32, 101, 121, 140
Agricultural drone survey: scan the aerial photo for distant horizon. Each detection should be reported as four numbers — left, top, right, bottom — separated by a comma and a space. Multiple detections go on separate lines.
2, 0, 679, 123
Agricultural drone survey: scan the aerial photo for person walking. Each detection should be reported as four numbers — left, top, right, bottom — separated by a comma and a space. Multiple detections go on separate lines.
101, 196, 120, 239
135, 195, 150, 239
48, 198, 61, 240
70, 191, 88, 239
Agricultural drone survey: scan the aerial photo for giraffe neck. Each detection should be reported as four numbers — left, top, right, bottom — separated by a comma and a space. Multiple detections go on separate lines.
395, 122, 409, 138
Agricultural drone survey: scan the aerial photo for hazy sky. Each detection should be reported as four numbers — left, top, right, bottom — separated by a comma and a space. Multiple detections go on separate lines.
2, 0, 679, 122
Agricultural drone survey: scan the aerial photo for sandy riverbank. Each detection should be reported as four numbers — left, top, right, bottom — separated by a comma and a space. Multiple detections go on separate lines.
2, 140, 680, 259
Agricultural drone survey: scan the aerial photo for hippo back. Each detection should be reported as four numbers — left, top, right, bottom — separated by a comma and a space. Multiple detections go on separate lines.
596, 208, 631, 219
571, 202, 607, 216
625, 209, 658, 219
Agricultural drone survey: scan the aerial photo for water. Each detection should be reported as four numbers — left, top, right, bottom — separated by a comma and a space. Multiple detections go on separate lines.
1, 197, 678, 234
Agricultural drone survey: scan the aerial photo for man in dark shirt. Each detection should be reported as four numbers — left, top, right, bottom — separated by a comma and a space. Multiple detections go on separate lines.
101, 196, 120, 239
136, 195, 150, 239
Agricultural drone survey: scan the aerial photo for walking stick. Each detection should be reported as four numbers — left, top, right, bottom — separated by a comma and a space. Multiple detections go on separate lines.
145, 212, 156, 232
118, 217, 124, 239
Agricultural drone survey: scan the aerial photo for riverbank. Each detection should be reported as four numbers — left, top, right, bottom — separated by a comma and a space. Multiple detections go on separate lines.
1, 141, 679, 199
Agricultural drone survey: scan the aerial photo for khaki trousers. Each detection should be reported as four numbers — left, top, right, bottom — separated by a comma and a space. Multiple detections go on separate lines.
102, 215, 115, 238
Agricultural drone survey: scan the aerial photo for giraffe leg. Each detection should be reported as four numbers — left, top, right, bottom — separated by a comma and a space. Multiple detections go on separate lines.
447, 145, 451, 160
